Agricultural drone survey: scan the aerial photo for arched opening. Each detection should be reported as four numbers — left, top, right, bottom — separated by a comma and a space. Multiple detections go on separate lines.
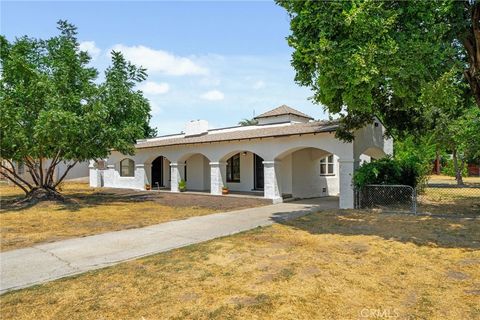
220, 151, 265, 193
275, 147, 339, 199
151, 156, 171, 189
177, 153, 211, 192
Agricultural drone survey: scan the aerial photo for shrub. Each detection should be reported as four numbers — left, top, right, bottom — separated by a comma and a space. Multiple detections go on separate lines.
441, 159, 468, 177
353, 157, 422, 189
178, 179, 186, 191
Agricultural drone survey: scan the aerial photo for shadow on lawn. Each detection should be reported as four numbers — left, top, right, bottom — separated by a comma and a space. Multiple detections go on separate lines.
418, 196, 480, 216
271, 208, 480, 250
0, 188, 269, 213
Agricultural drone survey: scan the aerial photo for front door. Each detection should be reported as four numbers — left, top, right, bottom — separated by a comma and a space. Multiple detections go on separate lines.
254, 154, 264, 190
151, 156, 164, 188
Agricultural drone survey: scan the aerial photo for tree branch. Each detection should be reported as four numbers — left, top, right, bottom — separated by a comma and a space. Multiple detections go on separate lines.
53, 161, 78, 188
45, 150, 62, 186
0, 171, 29, 194
24, 157, 41, 184
2, 161, 34, 189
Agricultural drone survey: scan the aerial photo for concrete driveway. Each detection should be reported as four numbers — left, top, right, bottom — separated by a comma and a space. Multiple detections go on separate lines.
0, 197, 338, 294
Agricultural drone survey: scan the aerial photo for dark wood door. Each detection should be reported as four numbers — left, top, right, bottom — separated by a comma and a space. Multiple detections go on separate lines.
254, 154, 264, 190
151, 156, 164, 188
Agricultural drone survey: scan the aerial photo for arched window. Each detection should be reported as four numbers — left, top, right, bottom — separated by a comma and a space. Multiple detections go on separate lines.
120, 159, 135, 177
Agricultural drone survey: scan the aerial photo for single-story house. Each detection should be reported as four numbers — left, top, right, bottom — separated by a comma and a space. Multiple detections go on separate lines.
90, 105, 393, 209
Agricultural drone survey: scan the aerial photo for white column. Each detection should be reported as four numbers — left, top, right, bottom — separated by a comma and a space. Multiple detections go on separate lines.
134, 163, 148, 190
170, 162, 185, 192
263, 160, 283, 203
210, 161, 226, 195
89, 161, 100, 188
103, 164, 115, 188
339, 159, 355, 209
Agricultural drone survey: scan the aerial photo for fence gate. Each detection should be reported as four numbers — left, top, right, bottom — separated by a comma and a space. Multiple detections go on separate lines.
355, 184, 416, 214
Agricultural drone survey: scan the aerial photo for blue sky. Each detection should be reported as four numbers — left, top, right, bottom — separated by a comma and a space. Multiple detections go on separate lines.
2, 1, 328, 135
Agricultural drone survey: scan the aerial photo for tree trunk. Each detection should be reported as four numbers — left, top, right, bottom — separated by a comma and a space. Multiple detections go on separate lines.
462, 2, 480, 109
434, 150, 441, 175
1, 158, 78, 204
452, 149, 464, 186
18, 186, 65, 204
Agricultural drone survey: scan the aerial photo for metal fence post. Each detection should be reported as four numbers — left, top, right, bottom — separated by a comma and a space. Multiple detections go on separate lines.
412, 187, 417, 215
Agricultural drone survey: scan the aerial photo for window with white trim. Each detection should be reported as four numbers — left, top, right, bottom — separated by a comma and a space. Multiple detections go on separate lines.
120, 159, 135, 177
320, 155, 335, 175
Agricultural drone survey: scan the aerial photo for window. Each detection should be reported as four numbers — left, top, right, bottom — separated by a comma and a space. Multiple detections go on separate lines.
320, 155, 335, 175
120, 158, 135, 177
226, 153, 241, 182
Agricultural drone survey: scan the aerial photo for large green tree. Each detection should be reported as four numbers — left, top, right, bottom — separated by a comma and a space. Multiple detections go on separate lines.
0, 21, 155, 201
277, 0, 480, 140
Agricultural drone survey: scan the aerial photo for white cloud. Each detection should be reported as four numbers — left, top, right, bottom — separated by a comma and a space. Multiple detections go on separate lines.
149, 100, 163, 115
111, 44, 208, 76
200, 90, 224, 101
79, 41, 101, 60
253, 80, 266, 90
139, 81, 170, 95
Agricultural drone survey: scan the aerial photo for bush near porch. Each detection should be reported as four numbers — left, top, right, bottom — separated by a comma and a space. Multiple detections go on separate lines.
353, 157, 423, 189
1, 207, 478, 319
0, 183, 269, 252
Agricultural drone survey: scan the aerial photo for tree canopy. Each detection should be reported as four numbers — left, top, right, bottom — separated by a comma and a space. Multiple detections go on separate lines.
0, 21, 156, 200
277, 0, 480, 141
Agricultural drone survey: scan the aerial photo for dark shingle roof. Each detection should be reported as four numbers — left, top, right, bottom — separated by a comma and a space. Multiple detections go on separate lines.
136, 120, 338, 149
254, 105, 314, 120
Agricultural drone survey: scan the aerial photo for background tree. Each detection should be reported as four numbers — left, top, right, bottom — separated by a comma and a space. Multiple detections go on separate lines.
276, 0, 479, 140
238, 118, 258, 126
420, 65, 480, 184
0, 21, 155, 201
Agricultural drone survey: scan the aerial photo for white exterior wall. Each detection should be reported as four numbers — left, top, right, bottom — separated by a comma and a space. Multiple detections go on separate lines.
185, 154, 210, 191
280, 154, 292, 195
290, 149, 339, 198
14, 160, 90, 184
102, 159, 147, 190
226, 152, 254, 192
57, 161, 89, 181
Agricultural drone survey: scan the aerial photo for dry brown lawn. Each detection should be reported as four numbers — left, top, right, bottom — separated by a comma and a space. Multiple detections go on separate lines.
418, 187, 480, 215
428, 174, 480, 186
0, 183, 268, 252
1, 210, 479, 319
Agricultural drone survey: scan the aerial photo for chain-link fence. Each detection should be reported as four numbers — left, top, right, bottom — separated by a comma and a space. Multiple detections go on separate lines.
417, 185, 480, 215
355, 184, 480, 215
355, 185, 416, 214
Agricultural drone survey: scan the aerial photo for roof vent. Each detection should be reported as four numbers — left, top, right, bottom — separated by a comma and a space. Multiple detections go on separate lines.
185, 120, 209, 137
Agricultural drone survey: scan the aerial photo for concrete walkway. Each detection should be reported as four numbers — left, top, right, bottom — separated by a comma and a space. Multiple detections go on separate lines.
0, 197, 338, 294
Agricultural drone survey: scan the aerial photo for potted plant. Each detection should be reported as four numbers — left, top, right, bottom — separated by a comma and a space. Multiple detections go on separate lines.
145, 184, 151, 190
222, 186, 229, 195
178, 180, 187, 192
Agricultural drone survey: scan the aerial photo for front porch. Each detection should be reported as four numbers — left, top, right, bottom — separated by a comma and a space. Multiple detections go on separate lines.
90, 119, 393, 209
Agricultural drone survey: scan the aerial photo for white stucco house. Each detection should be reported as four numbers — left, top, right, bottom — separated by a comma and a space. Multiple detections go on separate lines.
89, 105, 393, 209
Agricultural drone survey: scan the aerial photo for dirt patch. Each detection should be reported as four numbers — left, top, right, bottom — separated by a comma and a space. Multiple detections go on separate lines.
446, 271, 470, 280
0, 183, 269, 251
